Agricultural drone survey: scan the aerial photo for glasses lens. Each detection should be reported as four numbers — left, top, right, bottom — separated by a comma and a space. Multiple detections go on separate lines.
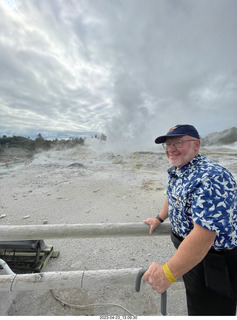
174, 141, 182, 148
162, 141, 184, 149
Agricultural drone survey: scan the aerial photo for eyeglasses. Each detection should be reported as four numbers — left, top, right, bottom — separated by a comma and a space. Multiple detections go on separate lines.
162, 139, 196, 150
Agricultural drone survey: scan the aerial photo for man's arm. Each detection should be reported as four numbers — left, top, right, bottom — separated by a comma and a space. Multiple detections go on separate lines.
168, 222, 216, 279
143, 197, 169, 235
143, 223, 216, 293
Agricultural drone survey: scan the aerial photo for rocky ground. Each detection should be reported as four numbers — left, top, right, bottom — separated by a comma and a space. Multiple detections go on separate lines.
0, 142, 236, 316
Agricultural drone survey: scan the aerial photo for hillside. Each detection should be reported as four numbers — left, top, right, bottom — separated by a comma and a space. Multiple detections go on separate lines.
202, 127, 237, 146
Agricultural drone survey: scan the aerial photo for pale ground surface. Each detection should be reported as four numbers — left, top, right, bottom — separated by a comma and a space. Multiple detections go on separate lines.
0, 141, 236, 316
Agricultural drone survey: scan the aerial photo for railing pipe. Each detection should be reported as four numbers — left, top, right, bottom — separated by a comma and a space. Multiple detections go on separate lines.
0, 222, 171, 241
0, 267, 182, 293
0, 259, 15, 276
0, 268, 141, 292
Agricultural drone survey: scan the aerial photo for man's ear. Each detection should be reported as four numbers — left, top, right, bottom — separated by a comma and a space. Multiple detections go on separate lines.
194, 139, 201, 152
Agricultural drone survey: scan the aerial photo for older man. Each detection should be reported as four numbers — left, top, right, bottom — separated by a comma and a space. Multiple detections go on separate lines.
143, 124, 237, 315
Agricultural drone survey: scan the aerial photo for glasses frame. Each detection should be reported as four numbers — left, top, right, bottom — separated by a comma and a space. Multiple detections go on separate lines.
162, 139, 196, 150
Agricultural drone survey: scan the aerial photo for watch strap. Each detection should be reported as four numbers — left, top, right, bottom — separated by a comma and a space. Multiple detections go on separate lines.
156, 215, 164, 223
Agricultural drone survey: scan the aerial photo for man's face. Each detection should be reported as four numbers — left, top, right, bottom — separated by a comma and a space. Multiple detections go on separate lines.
165, 135, 200, 169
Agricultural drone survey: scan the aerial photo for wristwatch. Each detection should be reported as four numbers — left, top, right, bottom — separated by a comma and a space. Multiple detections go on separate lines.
156, 215, 164, 223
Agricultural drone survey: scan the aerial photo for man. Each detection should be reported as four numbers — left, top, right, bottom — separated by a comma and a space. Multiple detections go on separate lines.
143, 124, 237, 315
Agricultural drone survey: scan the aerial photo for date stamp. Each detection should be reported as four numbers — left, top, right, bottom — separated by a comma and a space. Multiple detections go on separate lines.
99, 316, 137, 320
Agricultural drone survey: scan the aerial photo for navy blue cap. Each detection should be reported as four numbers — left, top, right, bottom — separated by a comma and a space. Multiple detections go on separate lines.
155, 124, 200, 144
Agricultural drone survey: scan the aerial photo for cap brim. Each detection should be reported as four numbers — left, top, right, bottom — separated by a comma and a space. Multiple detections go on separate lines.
155, 133, 186, 144
155, 135, 167, 144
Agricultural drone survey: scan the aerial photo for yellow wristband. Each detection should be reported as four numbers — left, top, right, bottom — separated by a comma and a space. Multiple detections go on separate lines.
163, 263, 176, 283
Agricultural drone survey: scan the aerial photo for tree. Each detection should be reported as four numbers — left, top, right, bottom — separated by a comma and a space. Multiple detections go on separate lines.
36, 133, 44, 141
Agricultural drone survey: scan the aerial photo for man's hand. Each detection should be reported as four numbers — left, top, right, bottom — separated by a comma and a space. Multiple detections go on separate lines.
143, 218, 160, 235
143, 262, 171, 294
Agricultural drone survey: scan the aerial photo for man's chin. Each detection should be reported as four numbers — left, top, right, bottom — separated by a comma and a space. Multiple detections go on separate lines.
168, 158, 181, 167
169, 160, 178, 167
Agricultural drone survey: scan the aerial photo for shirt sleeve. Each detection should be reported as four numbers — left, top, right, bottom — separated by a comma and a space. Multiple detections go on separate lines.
192, 172, 236, 237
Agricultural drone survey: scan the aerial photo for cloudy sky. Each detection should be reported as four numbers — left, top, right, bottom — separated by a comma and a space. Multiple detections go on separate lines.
0, 0, 237, 150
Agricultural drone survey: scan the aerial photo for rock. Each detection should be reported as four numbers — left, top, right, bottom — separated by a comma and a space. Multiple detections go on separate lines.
133, 162, 143, 169
112, 157, 123, 164
0, 214, 6, 219
68, 163, 85, 168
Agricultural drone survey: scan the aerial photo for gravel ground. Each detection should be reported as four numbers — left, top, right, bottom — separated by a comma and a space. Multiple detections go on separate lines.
0, 143, 236, 316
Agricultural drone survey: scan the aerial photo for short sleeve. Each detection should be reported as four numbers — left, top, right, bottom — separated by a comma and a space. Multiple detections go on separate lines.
192, 173, 236, 237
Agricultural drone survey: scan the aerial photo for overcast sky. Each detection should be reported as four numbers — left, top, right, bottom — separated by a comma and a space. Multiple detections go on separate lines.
0, 0, 237, 150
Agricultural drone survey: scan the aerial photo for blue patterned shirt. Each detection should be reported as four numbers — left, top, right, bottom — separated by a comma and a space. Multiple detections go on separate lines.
167, 154, 237, 249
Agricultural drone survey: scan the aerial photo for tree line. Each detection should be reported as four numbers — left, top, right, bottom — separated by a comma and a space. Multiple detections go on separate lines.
0, 134, 85, 155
